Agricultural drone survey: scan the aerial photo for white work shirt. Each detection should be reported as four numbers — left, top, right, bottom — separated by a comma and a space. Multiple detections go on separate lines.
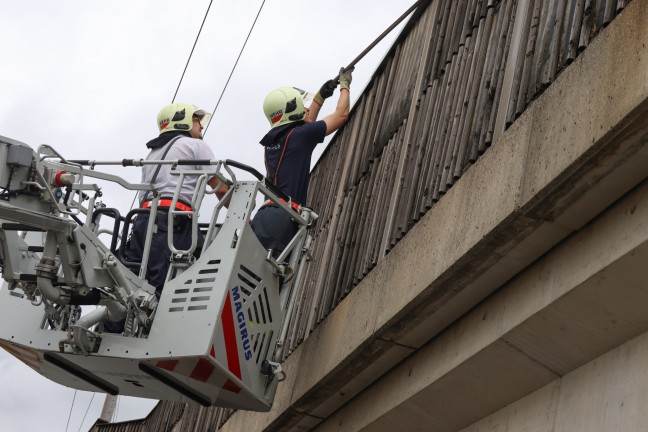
138, 136, 217, 205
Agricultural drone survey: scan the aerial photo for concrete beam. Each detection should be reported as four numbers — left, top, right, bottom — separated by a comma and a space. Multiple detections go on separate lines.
318, 165, 648, 431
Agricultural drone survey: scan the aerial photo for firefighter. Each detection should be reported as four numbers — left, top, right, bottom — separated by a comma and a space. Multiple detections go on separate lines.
105, 103, 227, 333
128, 103, 228, 292
252, 67, 353, 259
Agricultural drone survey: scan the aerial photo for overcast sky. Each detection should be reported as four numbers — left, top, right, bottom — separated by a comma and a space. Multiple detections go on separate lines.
0, 1, 409, 430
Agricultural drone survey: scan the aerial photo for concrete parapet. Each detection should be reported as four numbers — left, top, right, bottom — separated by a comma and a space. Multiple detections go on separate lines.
318, 167, 648, 431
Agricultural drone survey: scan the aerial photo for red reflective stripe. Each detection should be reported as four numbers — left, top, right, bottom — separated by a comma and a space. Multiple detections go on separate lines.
264, 198, 301, 213
223, 379, 241, 394
54, 171, 66, 187
190, 358, 215, 382
156, 359, 179, 371
282, 198, 301, 212
221, 293, 242, 379
272, 129, 295, 187
142, 199, 192, 212
210, 345, 216, 358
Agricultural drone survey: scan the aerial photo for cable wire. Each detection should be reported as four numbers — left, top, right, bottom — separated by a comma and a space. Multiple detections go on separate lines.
65, 390, 77, 432
77, 393, 96, 432
171, 0, 216, 103
129, 191, 138, 211
204, 0, 267, 137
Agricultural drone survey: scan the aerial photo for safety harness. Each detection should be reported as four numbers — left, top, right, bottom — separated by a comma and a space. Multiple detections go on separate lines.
140, 135, 193, 212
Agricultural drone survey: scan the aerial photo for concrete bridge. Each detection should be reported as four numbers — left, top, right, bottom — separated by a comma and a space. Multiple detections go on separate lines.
94, 0, 648, 430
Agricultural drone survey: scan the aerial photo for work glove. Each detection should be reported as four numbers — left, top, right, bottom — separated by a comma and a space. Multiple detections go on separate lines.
313, 79, 339, 105
339, 66, 354, 90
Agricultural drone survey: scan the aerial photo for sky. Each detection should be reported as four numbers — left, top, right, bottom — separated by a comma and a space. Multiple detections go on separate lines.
0, 1, 410, 430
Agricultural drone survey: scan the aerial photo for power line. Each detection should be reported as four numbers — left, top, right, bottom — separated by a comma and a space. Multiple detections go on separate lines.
171, 0, 216, 103
204, 0, 267, 137
77, 393, 96, 432
65, 390, 77, 432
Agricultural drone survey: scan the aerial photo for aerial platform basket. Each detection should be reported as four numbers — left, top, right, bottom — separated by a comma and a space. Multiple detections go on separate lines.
0, 136, 316, 411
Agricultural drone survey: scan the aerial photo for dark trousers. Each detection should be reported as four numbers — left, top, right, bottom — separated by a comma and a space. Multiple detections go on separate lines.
125, 211, 193, 296
103, 211, 191, 333
251, 205, 298, 260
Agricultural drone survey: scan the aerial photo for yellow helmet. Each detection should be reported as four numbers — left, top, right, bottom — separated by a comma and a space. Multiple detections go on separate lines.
262, 87, 306, 128
157, 103, 212, 134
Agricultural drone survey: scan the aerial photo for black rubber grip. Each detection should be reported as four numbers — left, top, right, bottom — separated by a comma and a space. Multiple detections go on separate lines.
225, 159, 264, 180
44, 353, 119, 395
224, 159, 293, 202
264, 180, 291, 203
174, 159, 212, 165
68, 160, 89, 165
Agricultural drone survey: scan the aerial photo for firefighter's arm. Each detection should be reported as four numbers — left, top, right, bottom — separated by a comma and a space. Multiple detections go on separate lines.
323, 67, 352, 135
208, 176, 230, 206
310, 78, 338, 121
308, 101, 322, 122
323, 88, 350, 135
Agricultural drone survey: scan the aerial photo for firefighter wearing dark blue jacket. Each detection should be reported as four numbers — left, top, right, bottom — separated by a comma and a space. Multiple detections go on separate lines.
252, 68, 353, 259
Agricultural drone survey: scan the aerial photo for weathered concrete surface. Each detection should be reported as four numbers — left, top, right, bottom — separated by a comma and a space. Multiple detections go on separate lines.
457, 329, 648, 432
316, 169, 648, 431
220, 1, 648, 430
458, 382, 561, 432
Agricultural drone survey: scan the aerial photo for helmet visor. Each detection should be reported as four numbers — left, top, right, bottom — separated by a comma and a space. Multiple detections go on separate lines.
294, 88, 315, 108
301, 91, 315, 107
194, 110, 212, 129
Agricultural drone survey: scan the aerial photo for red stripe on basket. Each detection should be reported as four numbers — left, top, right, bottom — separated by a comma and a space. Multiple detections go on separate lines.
190, 358, 215, 382
221, 292, 242, 379
223, 379, 241, 394
156, 360, 179, 371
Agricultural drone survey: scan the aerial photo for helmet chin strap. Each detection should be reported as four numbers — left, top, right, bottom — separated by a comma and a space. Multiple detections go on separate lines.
288, 111, 305, 122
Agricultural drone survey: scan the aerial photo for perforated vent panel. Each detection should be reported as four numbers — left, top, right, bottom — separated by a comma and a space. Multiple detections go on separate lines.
237, 265, 276, 364
168, 259, 220, 312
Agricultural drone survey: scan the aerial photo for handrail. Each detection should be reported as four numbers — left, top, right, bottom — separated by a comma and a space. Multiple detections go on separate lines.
225, 159, 294, 205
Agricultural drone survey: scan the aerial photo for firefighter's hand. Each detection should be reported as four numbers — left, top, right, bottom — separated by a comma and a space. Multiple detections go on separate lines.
339, 67, 353, 90
314, 79, 339, 105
